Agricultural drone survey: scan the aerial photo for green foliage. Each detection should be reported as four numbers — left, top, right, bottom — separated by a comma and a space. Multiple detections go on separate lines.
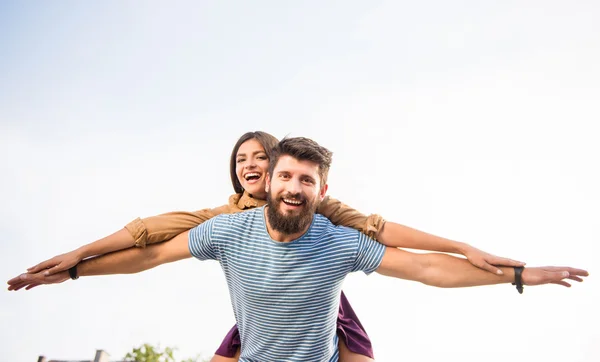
124, 343, 207, 362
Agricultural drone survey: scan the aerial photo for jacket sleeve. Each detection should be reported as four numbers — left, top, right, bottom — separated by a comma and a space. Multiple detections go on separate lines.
125, 205, 229, 247
316, 196, 386, 240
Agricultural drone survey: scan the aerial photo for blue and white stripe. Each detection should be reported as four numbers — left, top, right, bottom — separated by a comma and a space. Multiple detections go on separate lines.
189, 206, 385, 362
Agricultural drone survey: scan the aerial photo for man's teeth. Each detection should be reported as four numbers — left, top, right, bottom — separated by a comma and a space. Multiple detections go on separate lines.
283, 198, 302, 205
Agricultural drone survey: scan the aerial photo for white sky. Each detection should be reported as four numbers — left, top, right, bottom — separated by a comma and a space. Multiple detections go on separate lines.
1, 1, 598, 361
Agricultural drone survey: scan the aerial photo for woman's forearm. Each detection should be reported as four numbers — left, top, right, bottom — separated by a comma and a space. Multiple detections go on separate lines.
378, 222, 467, 254
79, 245, 161, 276
75, 228, 137, 260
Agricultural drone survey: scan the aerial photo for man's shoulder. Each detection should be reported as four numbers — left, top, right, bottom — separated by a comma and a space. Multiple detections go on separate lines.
312, 214, 361, 239
211, 206, 264, 227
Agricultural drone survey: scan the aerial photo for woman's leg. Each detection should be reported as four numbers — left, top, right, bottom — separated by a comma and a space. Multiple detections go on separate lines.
209, 349, 240, 362
337, 291, 375, 362
210, 324, 241, 362
338, 338, 374, 362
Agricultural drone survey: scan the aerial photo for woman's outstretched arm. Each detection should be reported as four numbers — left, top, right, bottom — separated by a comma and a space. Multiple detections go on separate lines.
24, 193, 258, 276
8, 231, 193, 291
26, 207, 227, 276
318, 196, 524, 274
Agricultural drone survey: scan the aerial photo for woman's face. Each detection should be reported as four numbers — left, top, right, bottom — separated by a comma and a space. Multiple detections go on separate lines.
235, 138, 269, 200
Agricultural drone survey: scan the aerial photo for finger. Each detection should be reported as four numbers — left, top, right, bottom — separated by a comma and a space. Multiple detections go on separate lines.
7, 274, 26, 285
27, 259, 55, 273
44, 263, 66, 276
548, 271, 571, 284
8, 281, 28, 291
476, 261, 504, 275
7, 283, 19, 291
542, 267, 589, 276
8, 273, 32, 286
567, 275, 584, 282
25, 283, 41, 290
551, 281, 572, 287
488, 257, 526, 267
564, 268, 589, 277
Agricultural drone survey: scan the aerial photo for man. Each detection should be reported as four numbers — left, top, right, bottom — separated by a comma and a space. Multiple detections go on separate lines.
8, 137, 588, 362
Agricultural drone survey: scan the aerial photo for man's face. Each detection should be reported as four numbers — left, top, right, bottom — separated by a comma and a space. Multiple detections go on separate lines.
266, 155, 327, 235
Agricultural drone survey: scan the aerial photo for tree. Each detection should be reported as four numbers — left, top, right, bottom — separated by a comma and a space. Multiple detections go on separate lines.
124, 343, 207, 362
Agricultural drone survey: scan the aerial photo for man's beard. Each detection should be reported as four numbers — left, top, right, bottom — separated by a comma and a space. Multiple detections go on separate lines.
266, 191, 320, 235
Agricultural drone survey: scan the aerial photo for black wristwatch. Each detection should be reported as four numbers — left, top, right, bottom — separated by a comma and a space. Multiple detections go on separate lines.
512, 266, 524, 294
68, 265, 79, 280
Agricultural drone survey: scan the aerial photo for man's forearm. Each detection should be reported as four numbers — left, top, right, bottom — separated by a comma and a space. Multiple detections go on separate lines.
421, 253, 514, 287
78, 230, 192, 277
378, 222, 466, 254
78, 245, 161, 276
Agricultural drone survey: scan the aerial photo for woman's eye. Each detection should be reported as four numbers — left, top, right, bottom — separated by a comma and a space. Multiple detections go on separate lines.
258, 155, 267, 160
237, 159, 245, 163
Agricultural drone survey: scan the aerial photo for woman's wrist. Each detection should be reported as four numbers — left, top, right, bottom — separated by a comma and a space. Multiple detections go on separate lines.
74, 245, 90, 260
454, 241, 471, 255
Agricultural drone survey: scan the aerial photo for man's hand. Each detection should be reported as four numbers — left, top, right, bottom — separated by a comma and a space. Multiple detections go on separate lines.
6, 270, 69, 291
522, 266, 588, 287
462, 245, 526, 275
27, 250, 83, 276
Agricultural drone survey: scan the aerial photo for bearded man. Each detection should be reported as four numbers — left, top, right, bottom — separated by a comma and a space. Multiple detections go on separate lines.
8, 137, 588, 362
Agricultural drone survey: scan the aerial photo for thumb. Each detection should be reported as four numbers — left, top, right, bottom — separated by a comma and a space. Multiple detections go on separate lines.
28, 261, 50, 274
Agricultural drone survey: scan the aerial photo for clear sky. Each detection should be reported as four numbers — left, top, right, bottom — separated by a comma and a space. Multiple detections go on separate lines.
1, 1, 598, 361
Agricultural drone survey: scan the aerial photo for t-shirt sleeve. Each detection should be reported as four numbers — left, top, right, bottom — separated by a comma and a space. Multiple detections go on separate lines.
351, 233, 386, 275
188, 217, 219, 261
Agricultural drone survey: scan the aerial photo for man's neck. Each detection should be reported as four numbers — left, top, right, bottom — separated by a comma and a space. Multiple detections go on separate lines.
263, 206, 312, 242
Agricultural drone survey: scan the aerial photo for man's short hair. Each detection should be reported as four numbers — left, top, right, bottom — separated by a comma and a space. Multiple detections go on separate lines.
268, 137, 333, 186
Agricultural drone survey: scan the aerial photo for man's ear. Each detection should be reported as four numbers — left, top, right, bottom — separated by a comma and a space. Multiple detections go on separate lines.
265, 173, 271, 193
319, 184, 328, 201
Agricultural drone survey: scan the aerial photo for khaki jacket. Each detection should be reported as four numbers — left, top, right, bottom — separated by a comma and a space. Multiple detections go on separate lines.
125, 191, 385, 247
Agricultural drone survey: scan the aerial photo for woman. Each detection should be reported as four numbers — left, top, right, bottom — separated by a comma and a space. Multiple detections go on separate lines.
19, 131, 523, 361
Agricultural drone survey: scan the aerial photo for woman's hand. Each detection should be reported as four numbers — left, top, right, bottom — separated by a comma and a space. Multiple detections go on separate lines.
27, 250, 83, 276
462, 245, 525, 275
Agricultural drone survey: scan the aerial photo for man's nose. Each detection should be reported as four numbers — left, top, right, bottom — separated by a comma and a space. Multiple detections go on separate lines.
285, 178, 302, 194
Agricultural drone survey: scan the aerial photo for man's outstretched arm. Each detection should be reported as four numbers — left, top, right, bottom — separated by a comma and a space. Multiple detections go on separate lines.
376, 247, 588, 288
7, 231, 192, 291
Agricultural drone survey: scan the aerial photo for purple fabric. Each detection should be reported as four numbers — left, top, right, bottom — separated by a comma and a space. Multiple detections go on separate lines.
214, 291, 374, 359
215, 324, 242, 358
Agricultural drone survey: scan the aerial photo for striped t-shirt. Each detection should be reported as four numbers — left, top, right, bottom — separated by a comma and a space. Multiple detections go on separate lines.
188, 206, 386, 362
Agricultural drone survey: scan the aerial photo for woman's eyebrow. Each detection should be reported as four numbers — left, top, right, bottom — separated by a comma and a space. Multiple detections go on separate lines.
237, 151, 265, 157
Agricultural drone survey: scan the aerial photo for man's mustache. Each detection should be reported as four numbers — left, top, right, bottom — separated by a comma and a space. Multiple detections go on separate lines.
278, 193, 306, 203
